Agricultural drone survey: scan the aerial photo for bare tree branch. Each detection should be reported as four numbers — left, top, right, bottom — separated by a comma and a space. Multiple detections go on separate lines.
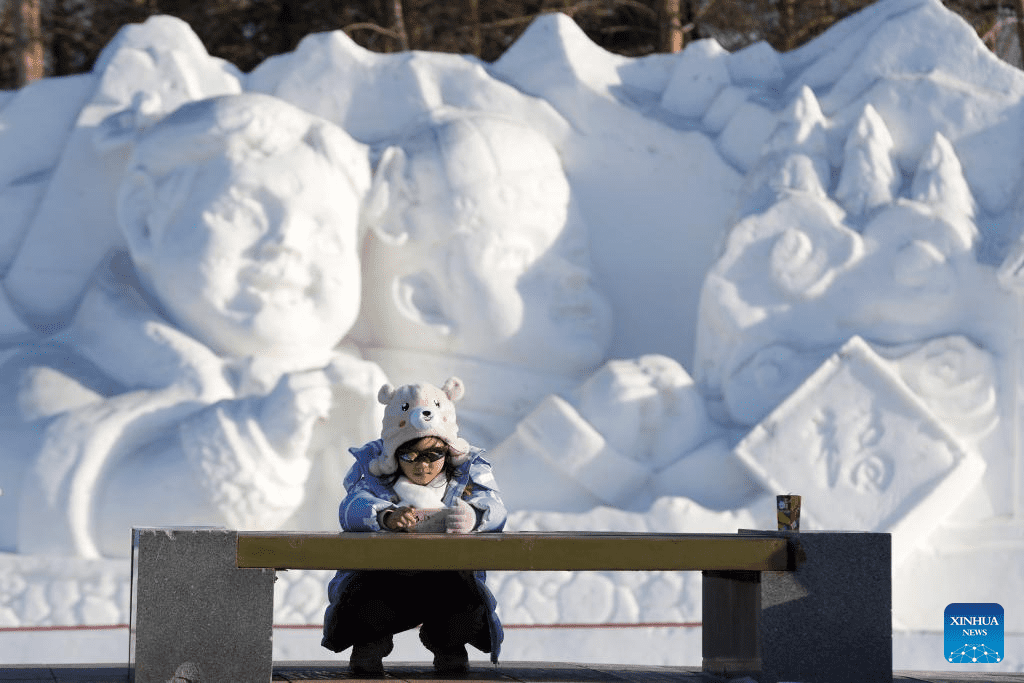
343, 20, 403, 41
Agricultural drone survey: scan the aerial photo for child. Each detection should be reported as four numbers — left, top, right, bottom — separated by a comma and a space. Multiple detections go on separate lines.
321, 377, 506, 674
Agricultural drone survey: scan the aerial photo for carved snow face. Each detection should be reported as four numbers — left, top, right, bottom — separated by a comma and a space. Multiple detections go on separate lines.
354, 115, 612, 375
120, 104, 364, 359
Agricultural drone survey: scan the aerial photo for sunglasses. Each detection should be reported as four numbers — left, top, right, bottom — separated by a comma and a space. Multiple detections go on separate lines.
397, 450, 447, 464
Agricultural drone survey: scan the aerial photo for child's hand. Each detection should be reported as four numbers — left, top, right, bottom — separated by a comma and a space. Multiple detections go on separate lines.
445, 498, 475, 534
384, 506, 418, 531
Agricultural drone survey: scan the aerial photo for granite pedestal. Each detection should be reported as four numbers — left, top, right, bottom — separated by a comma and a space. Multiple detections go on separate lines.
129, 527, 275, 683
704, 530, 892, 683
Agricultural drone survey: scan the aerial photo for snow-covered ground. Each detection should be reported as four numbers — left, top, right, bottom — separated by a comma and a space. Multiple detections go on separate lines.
2, 0, 1024, 674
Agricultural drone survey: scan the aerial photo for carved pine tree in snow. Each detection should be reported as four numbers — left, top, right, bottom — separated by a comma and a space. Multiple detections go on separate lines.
835, 104, 900, 216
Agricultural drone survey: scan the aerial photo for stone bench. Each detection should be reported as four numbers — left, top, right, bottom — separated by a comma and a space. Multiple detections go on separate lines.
128, 528, 891, 683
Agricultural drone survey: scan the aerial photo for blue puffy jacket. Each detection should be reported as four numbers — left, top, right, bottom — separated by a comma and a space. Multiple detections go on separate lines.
322, 439, 506, 663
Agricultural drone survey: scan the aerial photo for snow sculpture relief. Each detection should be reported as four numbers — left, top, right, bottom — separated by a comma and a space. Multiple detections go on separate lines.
1, 93, 386, 558
3, 0, 1024, 655
488, 354, 735, 513
734, 336, 986, 565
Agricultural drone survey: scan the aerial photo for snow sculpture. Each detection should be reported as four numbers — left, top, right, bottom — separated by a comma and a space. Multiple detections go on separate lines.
734, 336, 986, 565
854, 202, 979, 336
488, 354, 735, 513
835, 104, 900, 216
998, 238, 1024, 521
736, 86, 830, 219
348, 111, 613, 447
702, 86, 749, 135
884, 335, 999, 443
246, 28, 570, 147
911, 133, 975, 218
727, 41, 784, 85
2, 15, 243, 327
661, 39, 731, 119
1, 93, 385, 558
695, 191, 863, 425
717, 100, 778, 172
695, 111, 1000, 431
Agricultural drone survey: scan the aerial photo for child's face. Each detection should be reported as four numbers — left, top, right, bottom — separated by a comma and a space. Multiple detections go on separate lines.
139, 143, 361, 358
397, 445, 446, 486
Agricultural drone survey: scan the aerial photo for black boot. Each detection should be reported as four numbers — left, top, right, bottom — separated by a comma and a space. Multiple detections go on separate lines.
431, 644, 469, 674
420, 626, 471, 674
350, 635, 393, 676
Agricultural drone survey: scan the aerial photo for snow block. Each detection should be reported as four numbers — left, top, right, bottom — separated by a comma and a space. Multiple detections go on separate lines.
661, 39, 731, 119
513, 395, 651, 507
727, 41, 785, 85
129, 527, 274, 683
717, 100, 777, 172
734, 336, 985, 567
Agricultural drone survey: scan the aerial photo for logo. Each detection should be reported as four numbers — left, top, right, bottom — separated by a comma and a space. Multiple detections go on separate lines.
944, 603, 1003, 663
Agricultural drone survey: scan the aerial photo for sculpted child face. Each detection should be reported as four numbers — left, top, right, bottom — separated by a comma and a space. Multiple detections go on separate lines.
119, 95, 369, 359
352, 115, 612, 375
437, 191, 610, 372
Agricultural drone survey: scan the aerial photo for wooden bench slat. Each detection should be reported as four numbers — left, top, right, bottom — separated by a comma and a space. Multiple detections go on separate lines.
235, 531, 794, 572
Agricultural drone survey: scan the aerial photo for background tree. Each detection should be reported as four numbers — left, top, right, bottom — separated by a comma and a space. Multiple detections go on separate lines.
0, 0, 1020, 90
15, 0, 44, 83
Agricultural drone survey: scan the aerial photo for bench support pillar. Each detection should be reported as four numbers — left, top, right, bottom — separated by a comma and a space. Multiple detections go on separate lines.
703, 531, 892, 683
702, 570, 761, 677
130, 527, 276, 683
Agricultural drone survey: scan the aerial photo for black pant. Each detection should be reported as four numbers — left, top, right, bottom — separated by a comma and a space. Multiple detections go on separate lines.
323, 570, 492, 655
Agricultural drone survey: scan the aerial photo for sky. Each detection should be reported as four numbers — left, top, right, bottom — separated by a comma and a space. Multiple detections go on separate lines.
1, 0, 1023, 672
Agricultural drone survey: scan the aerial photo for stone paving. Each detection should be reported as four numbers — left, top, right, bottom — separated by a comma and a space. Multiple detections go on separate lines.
3, 663, 1024, 683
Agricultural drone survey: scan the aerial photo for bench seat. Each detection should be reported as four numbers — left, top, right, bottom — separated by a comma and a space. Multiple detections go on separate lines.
235, 531, 794, 571
129, 528, 891, 683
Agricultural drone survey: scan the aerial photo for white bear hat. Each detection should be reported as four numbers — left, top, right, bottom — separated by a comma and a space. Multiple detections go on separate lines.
370, 376, 471, 477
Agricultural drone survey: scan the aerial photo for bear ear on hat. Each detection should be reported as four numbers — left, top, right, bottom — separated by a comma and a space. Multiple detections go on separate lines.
442, 377, 465, 402
378, 383, 396, 404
